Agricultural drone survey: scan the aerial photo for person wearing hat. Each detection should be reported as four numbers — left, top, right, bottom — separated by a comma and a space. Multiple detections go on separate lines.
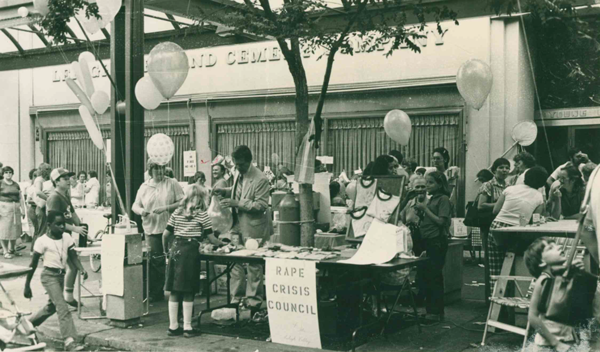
46, 168, 89, 308
133, 159, 185, 302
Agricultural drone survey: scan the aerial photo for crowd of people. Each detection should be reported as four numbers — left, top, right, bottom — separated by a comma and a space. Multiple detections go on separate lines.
2, 141, 598, 351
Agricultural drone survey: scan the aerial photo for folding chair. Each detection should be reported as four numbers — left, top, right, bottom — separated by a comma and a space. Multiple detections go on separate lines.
378, 270, 421, 335
481, 275, 535, 351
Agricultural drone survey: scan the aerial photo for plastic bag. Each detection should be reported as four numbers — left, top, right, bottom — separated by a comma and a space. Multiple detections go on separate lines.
208, 195, 233, 234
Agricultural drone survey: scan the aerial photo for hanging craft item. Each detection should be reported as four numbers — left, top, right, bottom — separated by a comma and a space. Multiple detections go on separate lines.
366, 188, 400, 223
350, 207, 374, 239
147, 133, 175, 166
383, 110, 412, 146
354, 177, 378, 209
457, 59, 493, 110
135, 76, 163, 110
147, 42, 190, 100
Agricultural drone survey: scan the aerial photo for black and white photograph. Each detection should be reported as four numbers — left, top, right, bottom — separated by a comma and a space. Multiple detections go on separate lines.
0, 0, 600, 351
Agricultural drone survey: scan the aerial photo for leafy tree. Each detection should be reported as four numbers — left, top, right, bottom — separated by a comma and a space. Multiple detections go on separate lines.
40, 0, 100, 45
208, 0, 458, 245
490, 0, 600, 108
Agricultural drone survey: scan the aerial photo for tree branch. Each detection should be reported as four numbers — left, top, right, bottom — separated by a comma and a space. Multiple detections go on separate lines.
312, 0, 369, 148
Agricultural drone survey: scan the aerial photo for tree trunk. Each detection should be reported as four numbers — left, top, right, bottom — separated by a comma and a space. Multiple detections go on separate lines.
279, 38, 315, 247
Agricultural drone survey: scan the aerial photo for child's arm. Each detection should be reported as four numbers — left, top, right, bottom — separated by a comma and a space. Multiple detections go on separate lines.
24, 252, 41, 298
528, 279, 571, 352
67, 247, 88, 280
162, 228, 173, 255
206, 233, 225, 246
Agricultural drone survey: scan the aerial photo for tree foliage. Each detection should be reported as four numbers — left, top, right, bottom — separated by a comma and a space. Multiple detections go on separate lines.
490, 0, 600, 108
40, 0, 100, 45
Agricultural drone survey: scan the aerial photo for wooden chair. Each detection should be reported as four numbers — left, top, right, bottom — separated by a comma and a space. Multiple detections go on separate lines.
481, 275, 535, 351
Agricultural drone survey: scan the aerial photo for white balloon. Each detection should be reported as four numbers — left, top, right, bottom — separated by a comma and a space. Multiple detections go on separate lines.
147, 133, 174, 165
75, 9, 105, 34
97, 0, 122, 29
18, 7, 29, 18
79, 51, 96, 65
91, 91, 110, 115
78, 105, 104, 150
70, 61, 85, 91
135, 76, 163, 110
33, 0, 49, 16
78, 52, 96, 97
383, 109, 412, 145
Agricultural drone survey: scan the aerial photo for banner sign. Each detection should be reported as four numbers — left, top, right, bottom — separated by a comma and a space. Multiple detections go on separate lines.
266, 258, 322, 349
183, 150, 197, 177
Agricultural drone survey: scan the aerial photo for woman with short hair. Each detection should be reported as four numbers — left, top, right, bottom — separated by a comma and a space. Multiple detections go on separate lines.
548, 165, 586, 219
0, 166, 26, 258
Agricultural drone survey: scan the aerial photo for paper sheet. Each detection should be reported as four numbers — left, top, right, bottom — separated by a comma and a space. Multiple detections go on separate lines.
101, 235, 125, 296
339, 219, 398, 265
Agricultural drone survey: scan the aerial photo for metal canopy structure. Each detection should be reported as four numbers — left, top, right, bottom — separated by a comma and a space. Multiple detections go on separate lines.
0, 0, 262, 71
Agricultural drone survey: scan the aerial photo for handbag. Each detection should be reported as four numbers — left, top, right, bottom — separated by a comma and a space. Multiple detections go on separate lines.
463, 194, 480, 227
540, 215, 599, 326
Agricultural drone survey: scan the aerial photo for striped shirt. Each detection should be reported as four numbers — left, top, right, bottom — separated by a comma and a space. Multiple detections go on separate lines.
166, 208, 213, 238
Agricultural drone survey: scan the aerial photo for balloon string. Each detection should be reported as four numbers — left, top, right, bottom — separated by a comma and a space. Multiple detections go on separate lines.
516, 0, 554, 171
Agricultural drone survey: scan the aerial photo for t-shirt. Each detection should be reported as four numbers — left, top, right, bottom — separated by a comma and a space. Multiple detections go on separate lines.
0, 180, 21, 203
166, 208, 213, 238
419, 193, 451, 239
46, 190, 76, 231
33, 233, 75, 269
494, 184, 544, 226
85, 177, 100, 207
132, 177, 185, 234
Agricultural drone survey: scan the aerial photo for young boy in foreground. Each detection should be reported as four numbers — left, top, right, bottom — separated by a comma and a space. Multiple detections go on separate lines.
525, 237, 585, 352
24, 211, 88, 351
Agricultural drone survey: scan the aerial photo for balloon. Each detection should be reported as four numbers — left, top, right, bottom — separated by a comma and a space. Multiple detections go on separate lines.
135, 76, 163, 110
456, 59, 493, 110
78, 52, 96, 97
75, 9, 104, 34
79, 105, 104, 150
66, 78, 95, 120
96, 0, 122, 29
33, 0, 49, 16
147, 133, 174, 165
148, 42, 189, 99
383, 109, 412, 145
18, 7, 29, 18
91, 91, 110, 114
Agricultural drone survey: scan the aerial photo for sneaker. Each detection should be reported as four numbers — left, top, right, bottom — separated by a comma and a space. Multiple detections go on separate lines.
183, 329, 200, 338
168, 327, 183, 336
64, 338, 85, 351
65, 299, 83, 309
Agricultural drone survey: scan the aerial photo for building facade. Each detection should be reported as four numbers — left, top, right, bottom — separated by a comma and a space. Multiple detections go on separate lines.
0, 15, 546, 212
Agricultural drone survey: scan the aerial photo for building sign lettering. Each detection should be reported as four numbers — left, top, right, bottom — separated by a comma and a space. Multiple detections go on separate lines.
538, 107, 600, 120
52, 32, 444, 82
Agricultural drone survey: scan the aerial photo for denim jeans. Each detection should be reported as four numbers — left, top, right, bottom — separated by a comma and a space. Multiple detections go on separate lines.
29, 269, 77, 341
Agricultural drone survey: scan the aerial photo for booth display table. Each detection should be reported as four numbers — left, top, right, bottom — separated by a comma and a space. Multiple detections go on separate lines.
489, 220, 579, 330
198, 251, 427, 351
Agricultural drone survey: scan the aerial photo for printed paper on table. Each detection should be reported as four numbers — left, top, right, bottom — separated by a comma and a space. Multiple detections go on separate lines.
266, 258, 321, 349
452, 218, 468, 238
339, 219, 398, 265
183, 150, 197, 177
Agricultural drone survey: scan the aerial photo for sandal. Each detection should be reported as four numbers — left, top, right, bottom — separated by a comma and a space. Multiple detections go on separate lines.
4, 253, 13, 259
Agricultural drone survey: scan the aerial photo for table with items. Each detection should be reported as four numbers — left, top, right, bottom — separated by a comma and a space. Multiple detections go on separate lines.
198, 242, 428, 351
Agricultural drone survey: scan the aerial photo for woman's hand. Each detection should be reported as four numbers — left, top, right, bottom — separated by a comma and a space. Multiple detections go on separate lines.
141, 210, 150, 216
414, 199, 428, 211
152, 206, 166, 214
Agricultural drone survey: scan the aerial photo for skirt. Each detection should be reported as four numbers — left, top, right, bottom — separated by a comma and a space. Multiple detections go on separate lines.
0, 201, 22, 240
165, 237, 201, 293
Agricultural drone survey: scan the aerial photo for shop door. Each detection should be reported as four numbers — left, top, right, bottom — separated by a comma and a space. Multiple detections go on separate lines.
573, 127, 600, 165
215, 121, 296, 171
47, 125, 191, 205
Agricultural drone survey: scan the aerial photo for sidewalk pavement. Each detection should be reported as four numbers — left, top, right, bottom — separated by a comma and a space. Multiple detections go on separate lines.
2, 254, 528, 352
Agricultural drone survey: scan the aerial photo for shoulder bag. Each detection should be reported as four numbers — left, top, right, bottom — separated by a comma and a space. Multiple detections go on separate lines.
540, 211, 598, 326
463, 194, 480, 227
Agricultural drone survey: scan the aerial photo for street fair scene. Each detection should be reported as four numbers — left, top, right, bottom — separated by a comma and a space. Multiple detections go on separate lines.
2, 0, 600, 352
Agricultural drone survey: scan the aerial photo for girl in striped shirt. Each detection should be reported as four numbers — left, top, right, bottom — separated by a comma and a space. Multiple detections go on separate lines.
162, 184, 224, 337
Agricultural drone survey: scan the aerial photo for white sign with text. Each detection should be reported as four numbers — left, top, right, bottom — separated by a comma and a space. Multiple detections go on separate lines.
266, 258, 322, 349
183, 150, 197, 177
